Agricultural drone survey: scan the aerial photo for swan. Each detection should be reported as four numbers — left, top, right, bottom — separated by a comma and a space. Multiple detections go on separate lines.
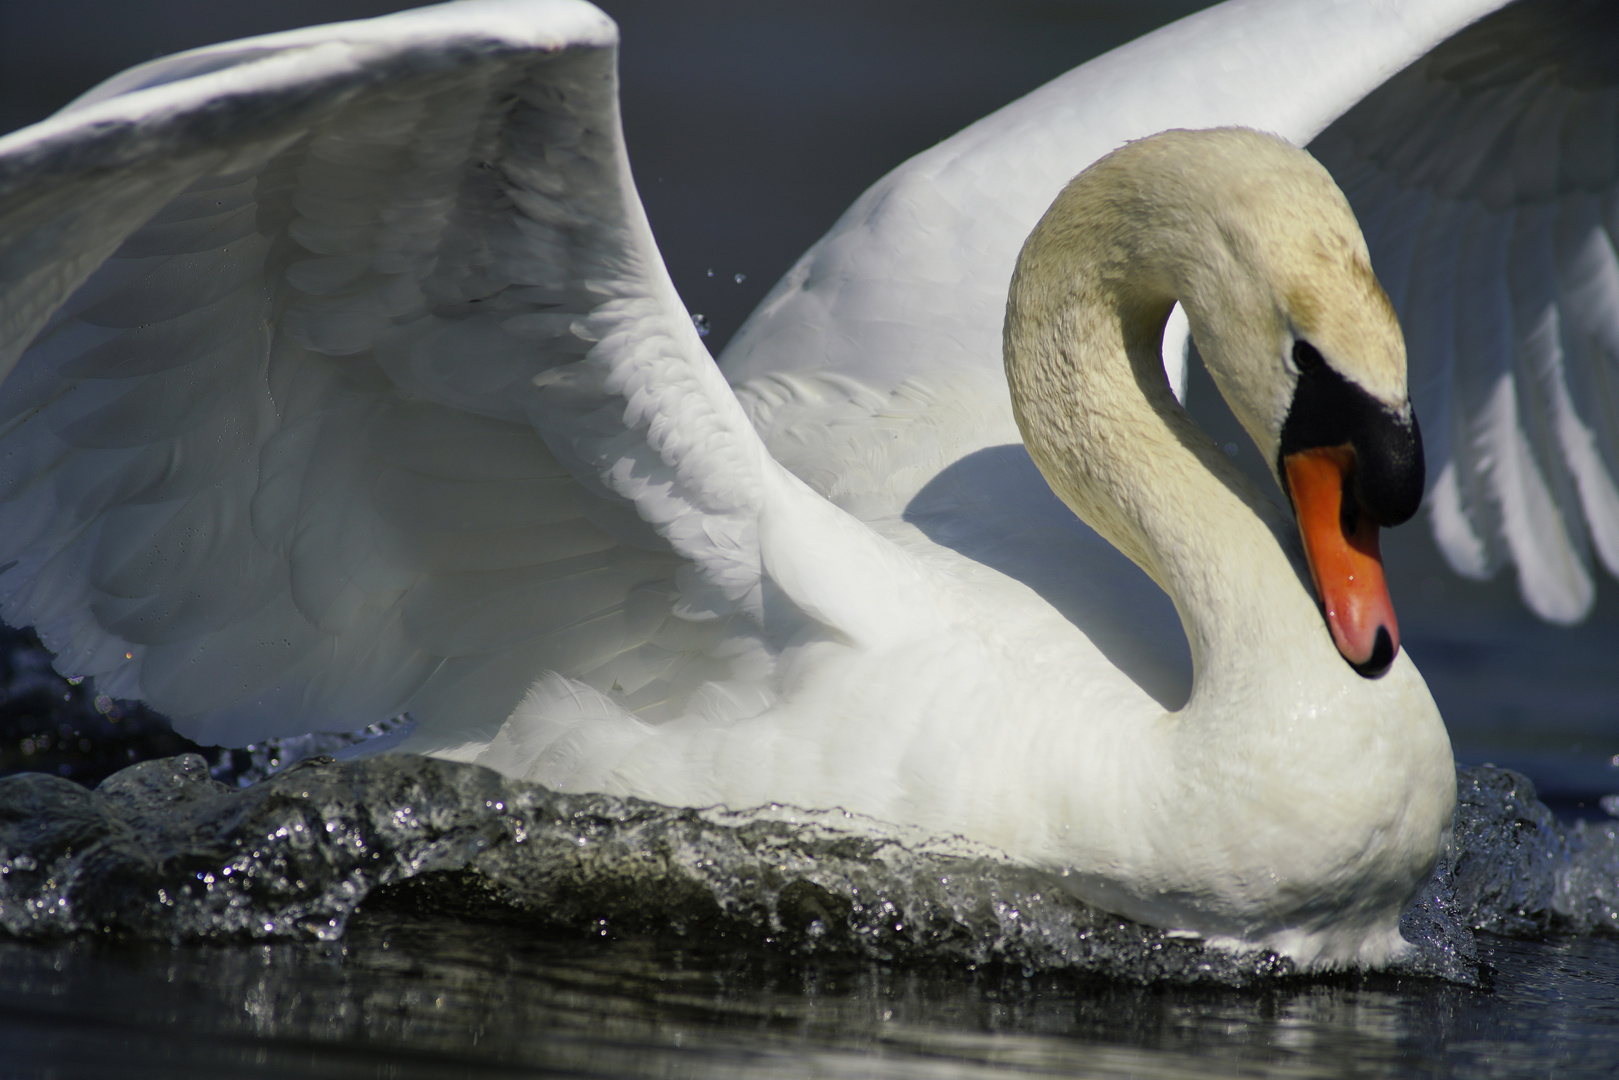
0, 0, 1612, 963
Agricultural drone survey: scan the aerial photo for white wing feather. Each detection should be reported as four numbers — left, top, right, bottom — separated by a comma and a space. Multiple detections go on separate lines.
0, 0, 802, 748
723, 0, 1502, 522
3, 0, 1614, 760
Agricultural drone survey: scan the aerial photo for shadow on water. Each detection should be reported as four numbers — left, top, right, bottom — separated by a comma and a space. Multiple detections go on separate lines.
3, 911, 1619, 1079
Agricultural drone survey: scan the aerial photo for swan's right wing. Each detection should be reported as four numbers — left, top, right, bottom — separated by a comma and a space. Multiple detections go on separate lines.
1311, 0, 1619, 623
710, 0, 1505, 696
716, 0, 1501, 521
0, 0, 785, 750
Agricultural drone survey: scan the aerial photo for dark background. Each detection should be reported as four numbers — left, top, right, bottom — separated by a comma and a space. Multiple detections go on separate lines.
0, 0, 1212, 354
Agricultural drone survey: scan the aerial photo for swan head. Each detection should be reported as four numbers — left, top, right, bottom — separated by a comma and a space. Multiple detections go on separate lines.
1008, 128, 1424, 677
1171, 131, 1425, 678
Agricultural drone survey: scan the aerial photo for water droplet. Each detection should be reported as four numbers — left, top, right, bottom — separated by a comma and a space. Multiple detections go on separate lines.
1223, 442, 1238, 457
691, 314, 710, 337
733, 273, 746, 284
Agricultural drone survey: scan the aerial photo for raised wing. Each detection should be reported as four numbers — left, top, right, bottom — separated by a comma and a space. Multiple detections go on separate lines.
713, 0, 1509, 696
0, 0, 781, 750
719, 0, 1501, 518
1311, 0, 1619, 623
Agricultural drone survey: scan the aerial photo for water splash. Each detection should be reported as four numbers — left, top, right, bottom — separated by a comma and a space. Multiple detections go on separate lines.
1444, 767, 1619, 936
228, 715, 415, 787
0, 754, 1613, 986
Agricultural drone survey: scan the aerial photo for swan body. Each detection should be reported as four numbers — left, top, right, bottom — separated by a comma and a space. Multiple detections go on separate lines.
0, 0, 1611, 965
563, 127, 1454, 963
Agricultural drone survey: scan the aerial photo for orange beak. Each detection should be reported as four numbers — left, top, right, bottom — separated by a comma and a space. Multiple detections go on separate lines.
1284, 445, 1399, 676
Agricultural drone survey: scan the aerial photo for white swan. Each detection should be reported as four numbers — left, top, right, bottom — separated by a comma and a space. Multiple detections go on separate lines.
0, 0, 1611, 962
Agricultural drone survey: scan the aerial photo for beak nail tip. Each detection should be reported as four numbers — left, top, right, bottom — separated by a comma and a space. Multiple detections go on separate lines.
1352, 626, 1396, 679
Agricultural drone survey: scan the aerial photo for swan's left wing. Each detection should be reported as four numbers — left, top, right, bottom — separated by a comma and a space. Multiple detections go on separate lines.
1310, 0, 1619, 623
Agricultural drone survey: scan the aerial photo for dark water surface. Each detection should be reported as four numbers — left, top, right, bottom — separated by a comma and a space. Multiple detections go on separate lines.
3, 915, 1619, 1080
1, 743, 1618, 1078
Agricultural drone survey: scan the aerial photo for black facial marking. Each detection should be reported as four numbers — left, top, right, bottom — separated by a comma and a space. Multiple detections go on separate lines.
1278, 340, 1424, 527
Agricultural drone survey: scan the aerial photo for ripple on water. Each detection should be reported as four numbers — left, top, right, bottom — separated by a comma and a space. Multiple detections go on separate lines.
3, 912, 1619, 1079
0, 753, 1615, 987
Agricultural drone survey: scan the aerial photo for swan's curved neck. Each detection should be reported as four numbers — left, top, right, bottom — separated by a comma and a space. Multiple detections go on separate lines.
1004, 161, 1326, 695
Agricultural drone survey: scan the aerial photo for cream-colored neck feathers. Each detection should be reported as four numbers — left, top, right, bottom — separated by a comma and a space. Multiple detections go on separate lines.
1003, 128, 1405, 686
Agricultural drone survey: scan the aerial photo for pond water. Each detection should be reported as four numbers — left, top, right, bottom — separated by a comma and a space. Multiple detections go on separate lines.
2, 732, 1619, 1077
4, 914, 1619, 1079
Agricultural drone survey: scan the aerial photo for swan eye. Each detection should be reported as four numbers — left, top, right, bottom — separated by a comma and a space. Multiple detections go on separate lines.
1292, 340, 1327, 375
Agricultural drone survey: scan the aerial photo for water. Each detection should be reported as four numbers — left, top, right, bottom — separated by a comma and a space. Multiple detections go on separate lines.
0, 753, 1332, 979
4, 601, 1617, 1078
2, 741, 1617, 958
4, 913, 1619, 1078
3, 744, 1619, 1077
